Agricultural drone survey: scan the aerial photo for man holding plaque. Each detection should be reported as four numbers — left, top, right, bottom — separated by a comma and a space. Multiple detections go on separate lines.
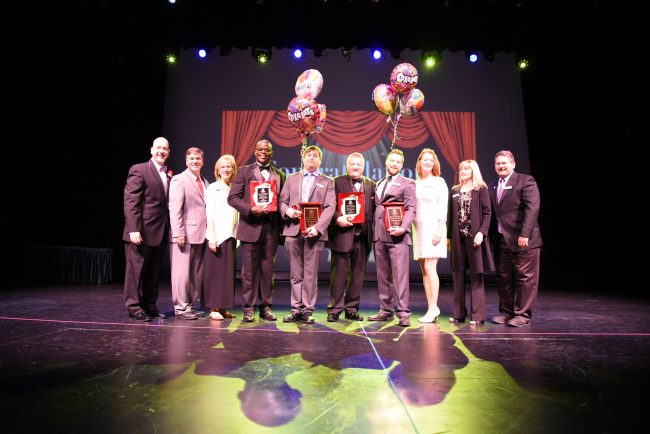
369, 148, 417, 327
228, 140, 286, 322
280, 146, 335, 324
326, 152, 376, 322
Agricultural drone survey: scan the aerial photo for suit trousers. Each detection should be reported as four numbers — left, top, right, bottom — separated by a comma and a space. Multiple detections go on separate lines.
285, 236, 324, 314
495, 235, 540, 319
328, 236, 368, 314
240, 220, 279, 314
451, 237, 487, 321
124, 242, 165, 316
374, 240, 411, 317
170, 241, 206, 313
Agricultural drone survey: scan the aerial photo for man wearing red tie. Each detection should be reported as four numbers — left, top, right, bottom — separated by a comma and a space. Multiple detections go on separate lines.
169, 147, 209, 320
122, 137, 171, 321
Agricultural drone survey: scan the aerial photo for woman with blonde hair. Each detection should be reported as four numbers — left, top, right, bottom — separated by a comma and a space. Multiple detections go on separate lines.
412, 148, 448, 323
447, 160, 494, 326
204, 154, 239, 320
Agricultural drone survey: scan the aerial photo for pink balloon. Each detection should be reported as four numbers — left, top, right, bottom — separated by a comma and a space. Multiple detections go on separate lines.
372, 84, 398, 116
295, 69, 324, 99
399, 88, 425, 116
390, 63, 419, 94
287, 97, 322, 136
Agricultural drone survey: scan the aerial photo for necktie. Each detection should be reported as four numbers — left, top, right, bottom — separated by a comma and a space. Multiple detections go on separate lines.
197, 176, 204, 198
380, 175, 392, 199
497, 178, 505, 202
160, 166, 168, 194
302, 173, 314, 202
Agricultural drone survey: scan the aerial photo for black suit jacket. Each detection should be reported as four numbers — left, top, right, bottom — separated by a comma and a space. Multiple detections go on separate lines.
327, 175, 376, 252
489, 172, 542, 252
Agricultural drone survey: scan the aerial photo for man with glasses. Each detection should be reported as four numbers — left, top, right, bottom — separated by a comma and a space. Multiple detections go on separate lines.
228, 140, 286, 322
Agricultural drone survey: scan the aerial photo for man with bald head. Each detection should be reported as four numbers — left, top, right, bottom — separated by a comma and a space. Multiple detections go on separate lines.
123, 137, 172, 321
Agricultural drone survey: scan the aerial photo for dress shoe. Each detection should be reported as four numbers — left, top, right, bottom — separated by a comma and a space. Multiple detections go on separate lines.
283, 311, 302, 322
344, 311, 364, 321
242, 313, 255, 322
448, 317, 465, 324
302, 314, 316, 324
146, 310, 166, 319
209, 311, 224, 320
192, 308, 206, 317
398, 317, 411, 327
175, 311, 198, 320
419, 307, 440, 323
507, 317, 530, 327
469, 320, 485, 326
327, 312, 340, 322
492, 314, 513, 324
260, 308, 277, 321
130, 312, 152, 322
368, 311, 394, 321
218, 309, 236, 319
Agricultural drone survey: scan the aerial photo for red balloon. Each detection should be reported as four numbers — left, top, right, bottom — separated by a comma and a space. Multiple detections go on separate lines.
287, 97, 322, 136
390, 63, 419, 94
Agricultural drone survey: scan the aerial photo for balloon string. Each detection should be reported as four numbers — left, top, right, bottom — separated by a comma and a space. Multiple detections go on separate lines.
391, 111, 401, 149
300, 134, 309, 171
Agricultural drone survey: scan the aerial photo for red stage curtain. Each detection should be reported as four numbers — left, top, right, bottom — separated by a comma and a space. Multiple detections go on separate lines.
221, 110, 277, 166
420, 111, 476, 178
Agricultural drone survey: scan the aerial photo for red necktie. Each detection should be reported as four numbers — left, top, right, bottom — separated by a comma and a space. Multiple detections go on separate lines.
197, 176, 204, 198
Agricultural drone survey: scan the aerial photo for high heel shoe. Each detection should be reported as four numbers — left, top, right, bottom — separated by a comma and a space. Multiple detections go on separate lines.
418, 307, 440, 323
469, 320, 485, 326
448, 317, 465, 324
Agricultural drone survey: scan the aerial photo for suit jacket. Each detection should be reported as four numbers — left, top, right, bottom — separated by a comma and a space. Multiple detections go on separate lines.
227, 163, 286, 243
327, 175, 376, 252
168, 168, 209, 244
123, 159, 169, 246
279, 171, 336, 240
448, 185, 495, 271
373, 174, 416, 245
489, 171, 543, 251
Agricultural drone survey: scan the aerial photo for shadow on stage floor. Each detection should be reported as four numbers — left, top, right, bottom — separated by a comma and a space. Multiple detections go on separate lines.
1, 282, 649, 433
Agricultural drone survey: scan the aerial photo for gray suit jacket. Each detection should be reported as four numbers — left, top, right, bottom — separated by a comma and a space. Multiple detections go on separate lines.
327, 175, 376, 252
373, 174, 416, 245
168, 168, 208, 244
279, 171, 336, 240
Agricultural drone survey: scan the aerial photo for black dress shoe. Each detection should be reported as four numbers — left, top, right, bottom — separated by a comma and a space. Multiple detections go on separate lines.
283, 311, 302, 322
344, 311, 364, 321
398, 317, 411, 327
130, 312, 152, 322
327, 312, 340, 322
260, 308, 277, 321
146, 310, 166, 319
302, 314, 315, 324
175, 311, 198, 320
242, 314, 255, 322
469, 320, 485, 326
368, 311, 394, 321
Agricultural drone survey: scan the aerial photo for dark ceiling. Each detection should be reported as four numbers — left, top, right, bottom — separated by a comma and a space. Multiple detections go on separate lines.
22, 0, 639, 60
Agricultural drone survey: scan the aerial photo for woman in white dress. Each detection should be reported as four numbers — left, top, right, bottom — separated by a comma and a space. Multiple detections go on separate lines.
412, 148, 448, 323
204, 154, 239, 320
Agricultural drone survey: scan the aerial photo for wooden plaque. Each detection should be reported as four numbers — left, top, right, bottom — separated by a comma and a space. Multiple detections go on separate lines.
299, 202, 322, 232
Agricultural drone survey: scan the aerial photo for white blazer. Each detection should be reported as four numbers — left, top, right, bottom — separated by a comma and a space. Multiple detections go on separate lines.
205, 180, 239, 246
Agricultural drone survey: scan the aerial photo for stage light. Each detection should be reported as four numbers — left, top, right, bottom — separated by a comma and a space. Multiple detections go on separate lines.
219, 46, 231, 57
340, 47, 352, 62
252, 47, 271, 64
293, 48, 303, 59
314, 47, 324, 58
197, 49, 208, 59
165, 52, 177, 64
168, 0, 176, 4
515, 54, 529, 70
483, 50, 495, 63
465, 51, 479, 63
390, 49, 403, 60
372, 49, 384, 60
422, 50, 440, 68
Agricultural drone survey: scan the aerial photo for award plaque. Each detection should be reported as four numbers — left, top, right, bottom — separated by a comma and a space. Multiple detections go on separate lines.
338, 192, 364, 224
299, 202, 322, 232
383, 202, 405, 230
250, 180, 277, 211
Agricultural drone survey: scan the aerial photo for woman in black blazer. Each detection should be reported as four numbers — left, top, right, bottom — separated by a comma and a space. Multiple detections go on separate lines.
448, 160, 495, 326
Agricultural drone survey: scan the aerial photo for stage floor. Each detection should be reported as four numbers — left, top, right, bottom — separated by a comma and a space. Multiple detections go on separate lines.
1, 282, 648, 433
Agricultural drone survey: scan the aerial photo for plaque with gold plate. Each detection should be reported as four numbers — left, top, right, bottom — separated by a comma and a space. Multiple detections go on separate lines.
249, 180, 277, 211
383, 202, 405, 230
299, 202, 322, 232
337, 192, 364, 224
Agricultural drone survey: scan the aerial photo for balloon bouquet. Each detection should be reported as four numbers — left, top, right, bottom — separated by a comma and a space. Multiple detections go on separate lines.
287, 69, 326, 165
372, 63, 424, 148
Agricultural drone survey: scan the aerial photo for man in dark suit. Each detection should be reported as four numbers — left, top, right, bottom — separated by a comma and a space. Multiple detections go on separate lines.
123, 137, 171, 321
489, 150, 542, 327
228, 140, 286, 322
369, 149, 417, 327
279, 145, 336, 324
326, 152, 376, 322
